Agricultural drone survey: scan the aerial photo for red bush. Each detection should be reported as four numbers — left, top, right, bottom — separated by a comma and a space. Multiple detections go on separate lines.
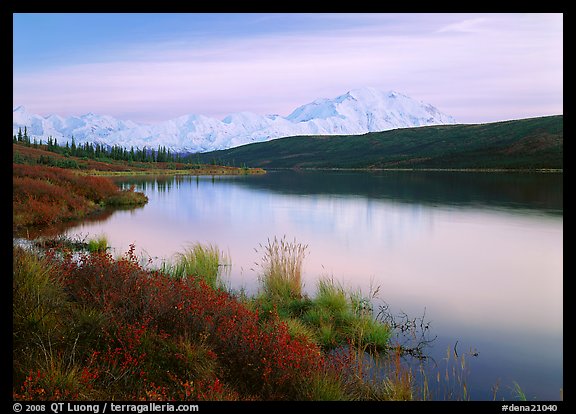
13, 164, 118, 204
58, 246, 325, 399
13, 370, 80, 400
13, 163, 136, 228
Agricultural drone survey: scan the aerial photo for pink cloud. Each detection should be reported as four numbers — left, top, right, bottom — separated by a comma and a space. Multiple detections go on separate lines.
13, 14, 562, 124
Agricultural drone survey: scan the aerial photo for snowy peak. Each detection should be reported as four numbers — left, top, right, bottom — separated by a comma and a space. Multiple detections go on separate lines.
13, 105, 32, 124
346, 87, 397, 101
286, 99, 341, 122
287, 88, 455, 132
13, 88, 456, 152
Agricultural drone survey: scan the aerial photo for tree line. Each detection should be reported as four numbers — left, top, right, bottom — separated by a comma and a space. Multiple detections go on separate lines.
13, 127, 203, 164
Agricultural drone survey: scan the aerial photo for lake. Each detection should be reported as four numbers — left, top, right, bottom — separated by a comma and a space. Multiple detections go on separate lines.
61, 170, 563, 401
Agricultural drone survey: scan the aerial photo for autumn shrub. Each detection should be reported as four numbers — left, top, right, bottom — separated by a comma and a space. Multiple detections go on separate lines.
13, 164, 147, 229
13, 369, 81, 400
183, 287, 324, 399
56, 245, 325, 400
14, 245, 238, 400
70, 175, 118, 203
105, 185, 149, 206
14, 163, 75, 183
13, 176, 89, 226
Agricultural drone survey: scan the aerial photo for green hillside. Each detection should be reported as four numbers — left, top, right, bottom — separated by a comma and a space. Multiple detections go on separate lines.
197, 115, 563, 170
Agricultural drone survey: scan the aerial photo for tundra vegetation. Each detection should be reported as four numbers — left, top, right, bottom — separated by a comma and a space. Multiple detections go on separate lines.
14, 232, 422, 401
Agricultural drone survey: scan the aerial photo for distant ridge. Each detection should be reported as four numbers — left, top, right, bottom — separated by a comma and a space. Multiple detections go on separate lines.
13, 88, 456, 153
194, 115, 563, 170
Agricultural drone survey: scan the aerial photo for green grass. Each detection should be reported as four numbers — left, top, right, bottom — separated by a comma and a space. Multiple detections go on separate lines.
315, 277, 349, 316
87, 235, 108, 253
302, 371, 350, 401
196, 115, 563, 170
302, 277, 390, 351
13, 246, 67, 342
283, 317, 318, 345
415, 345, 471, 401
161, 243, 231, 291
349, 315, 391, 351
512, 381, 527, 401
250, 237, 393, 350
253, 254, 391, 352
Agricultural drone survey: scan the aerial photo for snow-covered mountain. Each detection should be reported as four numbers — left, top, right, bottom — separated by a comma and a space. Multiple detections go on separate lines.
13, 88, 456, 153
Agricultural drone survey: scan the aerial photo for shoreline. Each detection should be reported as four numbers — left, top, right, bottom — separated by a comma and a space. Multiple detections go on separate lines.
80, 167, 266, 177
267, 167, 563, 173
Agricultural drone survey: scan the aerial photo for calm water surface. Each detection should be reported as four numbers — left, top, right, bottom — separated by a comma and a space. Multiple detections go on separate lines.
62, 170, 563, 400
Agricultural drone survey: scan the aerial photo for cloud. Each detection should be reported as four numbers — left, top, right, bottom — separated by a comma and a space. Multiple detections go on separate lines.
437, 17, 488, 33
13, 14, 563, 124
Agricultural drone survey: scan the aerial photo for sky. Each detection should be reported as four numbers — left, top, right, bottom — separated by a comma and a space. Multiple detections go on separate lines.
13, 13, 563, 124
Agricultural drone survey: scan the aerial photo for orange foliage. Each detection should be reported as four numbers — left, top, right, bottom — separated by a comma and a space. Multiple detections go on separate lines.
13, 164, 132, 229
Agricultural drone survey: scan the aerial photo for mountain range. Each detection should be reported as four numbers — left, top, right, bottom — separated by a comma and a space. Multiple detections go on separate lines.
13, 88, 456, 153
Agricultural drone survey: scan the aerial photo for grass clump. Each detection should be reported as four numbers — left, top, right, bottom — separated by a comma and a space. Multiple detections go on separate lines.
87, 235, 108, 253
13, 246, 68, 365
252, 237, 391, 353
301, 277, 390, 351
315, 278, 349, 316
255, 236, 308, 300
162, 243, 230, 291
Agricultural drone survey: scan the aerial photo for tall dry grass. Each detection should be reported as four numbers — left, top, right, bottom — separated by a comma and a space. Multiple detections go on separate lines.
255, 236, 308, 300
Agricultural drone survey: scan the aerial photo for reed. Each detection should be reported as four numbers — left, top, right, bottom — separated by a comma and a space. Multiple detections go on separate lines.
256, 236, 308, 300
512, 381, 527, 401
412, 344, 471, 401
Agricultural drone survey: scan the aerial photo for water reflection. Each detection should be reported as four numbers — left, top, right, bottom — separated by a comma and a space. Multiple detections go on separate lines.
233, 170, 563, 215
14, 205, 145, 240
